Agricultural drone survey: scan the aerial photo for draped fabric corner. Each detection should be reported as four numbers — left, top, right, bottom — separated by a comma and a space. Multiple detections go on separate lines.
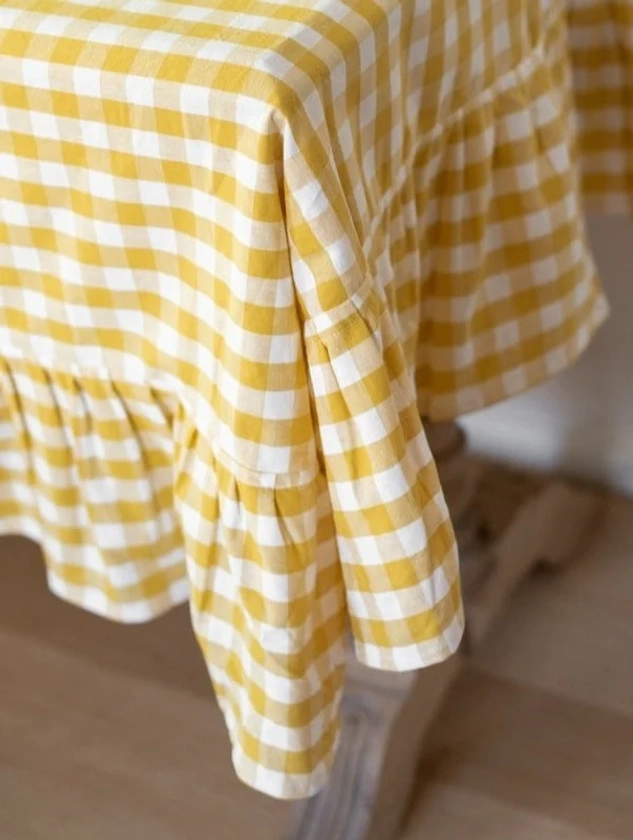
0, 0, 615, 798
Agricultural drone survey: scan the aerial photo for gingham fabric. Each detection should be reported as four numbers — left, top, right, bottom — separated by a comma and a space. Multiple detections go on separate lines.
568, 0, 633, 213
0, 0, 606, 799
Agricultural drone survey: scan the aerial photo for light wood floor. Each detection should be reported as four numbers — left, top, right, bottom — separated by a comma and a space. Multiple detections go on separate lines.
2, 495, 633, 839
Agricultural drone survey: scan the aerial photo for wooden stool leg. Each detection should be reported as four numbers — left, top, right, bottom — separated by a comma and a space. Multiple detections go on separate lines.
284, 657, 462, 840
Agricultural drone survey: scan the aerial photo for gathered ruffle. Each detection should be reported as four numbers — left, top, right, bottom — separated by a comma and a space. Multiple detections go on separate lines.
0, 339, 464, 795
0, 356, 352, 798
403, 43, 609, 418
567, 0, 633, 213
0, 359, 186, 619
291, 2, 607, 422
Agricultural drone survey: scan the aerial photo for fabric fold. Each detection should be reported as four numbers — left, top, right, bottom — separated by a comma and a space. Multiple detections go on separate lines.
0, 357, 350, 798
0, 358, 186, 620
303, 289, 463, 670
568, 0, 633, 213
173, 415, 348, 797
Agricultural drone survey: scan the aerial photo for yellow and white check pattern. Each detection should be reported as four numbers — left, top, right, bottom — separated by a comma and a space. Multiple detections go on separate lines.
0, 0, 606, 798
568, 0, 633, 213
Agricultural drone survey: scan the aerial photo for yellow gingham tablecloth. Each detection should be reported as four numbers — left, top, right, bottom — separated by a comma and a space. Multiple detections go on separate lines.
569, 0, 633, 212
0, 0, 607, 798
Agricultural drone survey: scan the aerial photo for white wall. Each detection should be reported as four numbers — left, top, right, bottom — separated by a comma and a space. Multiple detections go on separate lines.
461, 215, 633, 496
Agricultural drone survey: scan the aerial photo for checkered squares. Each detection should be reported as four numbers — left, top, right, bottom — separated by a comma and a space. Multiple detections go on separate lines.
0, 0, 606, 800
567, 0, 633, 213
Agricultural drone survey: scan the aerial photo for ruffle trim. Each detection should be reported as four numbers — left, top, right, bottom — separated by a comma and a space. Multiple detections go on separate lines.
293, 5, 608, 420
0, 344, 463, 798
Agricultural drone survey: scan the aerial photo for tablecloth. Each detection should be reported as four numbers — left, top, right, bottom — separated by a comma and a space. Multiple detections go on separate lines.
0, 0, 607, 798
569, 0, 633, 212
